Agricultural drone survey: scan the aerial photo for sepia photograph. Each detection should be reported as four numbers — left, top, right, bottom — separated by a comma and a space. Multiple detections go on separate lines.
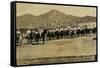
15, 2, 97, 66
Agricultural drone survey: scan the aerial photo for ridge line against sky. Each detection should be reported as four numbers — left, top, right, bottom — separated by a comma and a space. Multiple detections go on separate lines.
16, 3, 96, 17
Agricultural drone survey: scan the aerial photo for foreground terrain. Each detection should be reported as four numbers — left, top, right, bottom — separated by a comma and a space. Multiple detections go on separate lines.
16, 34, 96, 65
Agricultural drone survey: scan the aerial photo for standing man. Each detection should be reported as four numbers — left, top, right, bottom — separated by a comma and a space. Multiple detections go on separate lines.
41, 29, 47, 44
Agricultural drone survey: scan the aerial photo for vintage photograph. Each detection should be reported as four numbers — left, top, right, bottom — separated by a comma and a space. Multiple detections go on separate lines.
16, 2, 97, 65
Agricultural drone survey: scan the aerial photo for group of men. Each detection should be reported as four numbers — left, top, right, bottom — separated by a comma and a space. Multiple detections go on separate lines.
16, 26, 96, 46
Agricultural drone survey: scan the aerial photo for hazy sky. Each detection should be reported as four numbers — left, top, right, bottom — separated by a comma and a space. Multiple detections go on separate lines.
16, 3, 96, 17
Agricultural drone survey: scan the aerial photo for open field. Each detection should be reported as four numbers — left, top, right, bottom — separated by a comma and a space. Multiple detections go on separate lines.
16, 34, 96, 65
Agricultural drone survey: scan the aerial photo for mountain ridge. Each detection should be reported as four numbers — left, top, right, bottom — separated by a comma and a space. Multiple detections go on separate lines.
16, 9, 96, 29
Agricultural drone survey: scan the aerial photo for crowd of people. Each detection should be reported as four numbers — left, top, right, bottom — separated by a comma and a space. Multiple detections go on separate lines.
16, 25, 96, 46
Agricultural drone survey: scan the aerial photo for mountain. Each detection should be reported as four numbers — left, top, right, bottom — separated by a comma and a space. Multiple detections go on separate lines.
16, 9, 96, 29
79, 15, 96, 23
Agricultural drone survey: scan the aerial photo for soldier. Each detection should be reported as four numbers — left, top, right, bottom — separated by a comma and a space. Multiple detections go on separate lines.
55, 28, 59, 39
51, 29, 55, 40
92, 27, 96, 34
80, 27, 85, 36
92, 25, 96, 34
26, 30, 31, 44
65, 28, 70, 37
60, 28, 64, 38
29, 29, 35, 44
47, 29, 52, 40
84, 26, 88, 36
16, 30, 23, 46
73, 27, 77, 37
41, 29, 47, 44
76, 26, 81, 36
70, 28, 74, 38
34, 29, 40, 44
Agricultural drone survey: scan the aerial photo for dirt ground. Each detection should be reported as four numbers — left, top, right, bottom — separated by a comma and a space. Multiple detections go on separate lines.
16, 34, 96, 65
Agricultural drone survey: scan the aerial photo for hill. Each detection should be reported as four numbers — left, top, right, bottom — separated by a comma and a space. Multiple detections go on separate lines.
16, 9, 96, 29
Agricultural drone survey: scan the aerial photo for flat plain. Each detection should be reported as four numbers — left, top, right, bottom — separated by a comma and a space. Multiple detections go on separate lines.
16, 34, 96, 65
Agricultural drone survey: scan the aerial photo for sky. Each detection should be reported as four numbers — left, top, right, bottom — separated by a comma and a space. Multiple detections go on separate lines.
16, 3, 96, 17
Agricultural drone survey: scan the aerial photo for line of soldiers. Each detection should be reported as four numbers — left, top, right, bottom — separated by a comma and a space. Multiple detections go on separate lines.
16, 26, 96, 46
26, 28, 47, 44
46, 26, 96, 40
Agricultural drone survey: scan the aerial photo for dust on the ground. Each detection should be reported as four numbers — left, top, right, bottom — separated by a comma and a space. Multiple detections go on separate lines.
16, 34, 96, 65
